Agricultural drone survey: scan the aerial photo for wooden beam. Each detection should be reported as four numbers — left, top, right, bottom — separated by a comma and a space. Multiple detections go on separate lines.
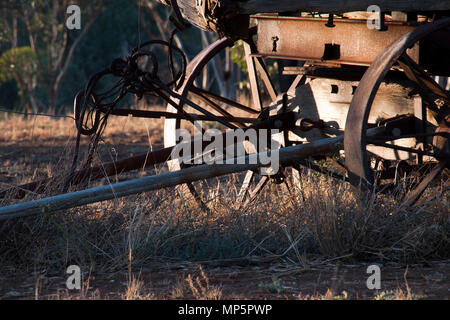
0, 133, 348, 220
156, 0, 450, 32
0, 126, 386, 220
225, 0, 450, 15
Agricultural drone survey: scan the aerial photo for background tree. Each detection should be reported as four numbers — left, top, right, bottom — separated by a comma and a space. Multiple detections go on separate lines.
0, 0, 101, 112
0, 46, 39, 112
0, 0, 246, 112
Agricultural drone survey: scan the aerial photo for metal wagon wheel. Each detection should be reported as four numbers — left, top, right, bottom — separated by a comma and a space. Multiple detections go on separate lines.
163, 34, 301, 209
345, 17, 450, 205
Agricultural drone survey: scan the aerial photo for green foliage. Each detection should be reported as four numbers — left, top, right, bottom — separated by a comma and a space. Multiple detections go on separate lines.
0, 0, 232, 111
0, 46, 38, 83
230, 40, 247, 74
230, 40, 250, 89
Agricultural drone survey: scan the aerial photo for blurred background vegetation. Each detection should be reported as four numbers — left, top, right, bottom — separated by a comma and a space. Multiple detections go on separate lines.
0, 0, 248, 114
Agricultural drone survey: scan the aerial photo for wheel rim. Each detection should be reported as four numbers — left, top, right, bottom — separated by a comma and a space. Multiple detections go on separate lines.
163, 35, 282, 208
344, 17, 450, 202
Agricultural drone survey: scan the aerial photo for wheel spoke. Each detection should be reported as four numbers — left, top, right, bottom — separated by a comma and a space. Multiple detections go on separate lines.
159, 83, 237, 129
400, 53, 449, 99
365, 139, 437, 158
287, 75, 306, 95
191, 86, 260, 115
242, 175, 270, 207
254, 56, 278, 102
367, 131, 445, 142
402, 160, 449, 207
247, 38, 278, 102
189, 89, 243, 128
184, 181, 214, 215
243, 41, 262, 110
234, 170, 255, 209
294, 159, 349, 182
398, 53, 449, 109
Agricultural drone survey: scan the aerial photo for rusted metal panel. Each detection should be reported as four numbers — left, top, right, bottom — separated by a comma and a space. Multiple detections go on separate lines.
255, 16, 419, 66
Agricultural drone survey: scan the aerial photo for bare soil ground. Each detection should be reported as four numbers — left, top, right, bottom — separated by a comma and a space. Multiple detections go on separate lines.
0, 112, 448, 300
1, 260, 449, 300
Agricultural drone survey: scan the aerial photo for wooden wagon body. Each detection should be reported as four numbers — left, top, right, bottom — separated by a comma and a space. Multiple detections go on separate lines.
161, 0, 450, 33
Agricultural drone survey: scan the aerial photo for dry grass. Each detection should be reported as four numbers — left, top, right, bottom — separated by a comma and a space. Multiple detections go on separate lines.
185, 267, 222, 300
0, 113, 448, 300
295, 287, 427, 300
122, 272, 155, 300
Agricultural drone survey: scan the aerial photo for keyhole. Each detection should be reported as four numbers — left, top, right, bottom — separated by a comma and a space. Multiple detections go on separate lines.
272, 36, 279, 52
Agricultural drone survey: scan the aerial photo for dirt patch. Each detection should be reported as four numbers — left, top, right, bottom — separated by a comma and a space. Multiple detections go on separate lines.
0, 261, 448, 300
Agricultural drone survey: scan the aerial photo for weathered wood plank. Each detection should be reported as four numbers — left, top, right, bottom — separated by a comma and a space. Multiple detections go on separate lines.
158, 0, 450, 34
0, 125, 388, 220
0, 134, 346, 220
225, 0, 450, 14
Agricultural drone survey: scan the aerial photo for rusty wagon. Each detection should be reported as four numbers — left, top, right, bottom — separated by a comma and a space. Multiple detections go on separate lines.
0, 0, 449, 218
